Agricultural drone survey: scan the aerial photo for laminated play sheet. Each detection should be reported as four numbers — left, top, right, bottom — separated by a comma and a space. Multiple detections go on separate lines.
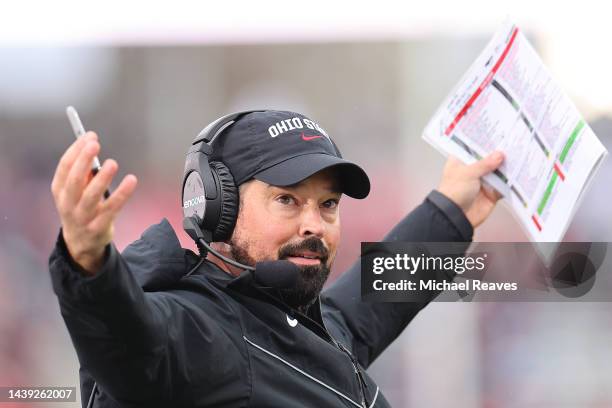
423, 20, 608, 252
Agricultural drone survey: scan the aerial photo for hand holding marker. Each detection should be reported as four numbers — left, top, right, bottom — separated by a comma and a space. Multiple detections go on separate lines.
66, 106, 111, 199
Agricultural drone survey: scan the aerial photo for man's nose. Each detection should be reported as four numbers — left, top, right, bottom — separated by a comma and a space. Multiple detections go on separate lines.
298, 206, 325, 238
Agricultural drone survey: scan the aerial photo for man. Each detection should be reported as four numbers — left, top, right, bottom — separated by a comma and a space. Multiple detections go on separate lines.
49, 110, 503, 407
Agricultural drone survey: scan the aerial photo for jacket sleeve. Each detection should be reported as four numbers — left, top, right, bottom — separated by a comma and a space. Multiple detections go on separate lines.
48, 231, 236, 406
321, 190, 473, 368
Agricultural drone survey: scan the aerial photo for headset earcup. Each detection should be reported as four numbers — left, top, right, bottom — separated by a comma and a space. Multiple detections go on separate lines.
210, 161, 239, 241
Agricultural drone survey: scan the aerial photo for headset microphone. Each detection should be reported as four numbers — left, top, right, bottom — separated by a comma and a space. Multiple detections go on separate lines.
251, 261, 300, 289
183, 216, 299, 289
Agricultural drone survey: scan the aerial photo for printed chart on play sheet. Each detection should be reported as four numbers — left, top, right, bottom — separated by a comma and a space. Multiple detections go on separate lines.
423, 20, 608, 249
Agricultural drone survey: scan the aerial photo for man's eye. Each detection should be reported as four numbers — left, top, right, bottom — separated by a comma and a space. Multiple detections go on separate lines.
276, 195, 295, 205
322, 199, 339, 209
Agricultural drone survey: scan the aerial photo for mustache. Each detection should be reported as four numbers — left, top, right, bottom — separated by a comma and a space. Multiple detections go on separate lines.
278, 237, 329, 264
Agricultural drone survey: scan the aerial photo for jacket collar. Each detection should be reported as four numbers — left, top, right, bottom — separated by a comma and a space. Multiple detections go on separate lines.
122, 218, 192, 291
207, 263, 328, 328
123, 218, 328, 330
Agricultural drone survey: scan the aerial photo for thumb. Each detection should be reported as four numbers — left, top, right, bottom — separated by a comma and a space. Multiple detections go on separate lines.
467, 151, 504, 178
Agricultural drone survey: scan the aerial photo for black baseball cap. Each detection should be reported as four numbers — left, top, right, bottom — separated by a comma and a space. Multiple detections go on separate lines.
211, 110, 370, 199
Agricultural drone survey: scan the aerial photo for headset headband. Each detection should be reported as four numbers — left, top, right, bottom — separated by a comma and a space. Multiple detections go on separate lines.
192, 110, 264, 146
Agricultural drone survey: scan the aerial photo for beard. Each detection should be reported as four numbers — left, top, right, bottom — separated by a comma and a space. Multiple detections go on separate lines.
230, 237, 331, 312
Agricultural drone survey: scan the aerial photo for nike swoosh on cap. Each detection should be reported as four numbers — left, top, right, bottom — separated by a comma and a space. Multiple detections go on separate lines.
301, 132, 323, 141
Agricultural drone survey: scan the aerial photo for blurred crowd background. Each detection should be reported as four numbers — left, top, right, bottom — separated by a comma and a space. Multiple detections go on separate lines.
1, 2, 612, 407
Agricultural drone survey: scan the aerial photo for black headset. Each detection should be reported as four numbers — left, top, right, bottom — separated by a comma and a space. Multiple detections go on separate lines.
182, 110, 263, 244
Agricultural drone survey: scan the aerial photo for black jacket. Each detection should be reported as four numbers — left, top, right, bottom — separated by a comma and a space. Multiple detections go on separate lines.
49, 190, 473, 408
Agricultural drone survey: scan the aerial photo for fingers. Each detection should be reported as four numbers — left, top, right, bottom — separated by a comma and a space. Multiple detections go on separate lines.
482, 183, 502, 203
63, 139, 101, 208
100, 174, 138, 216
79, 159, 119, 214
467, 151, 504, 178
51, 132, 98, 197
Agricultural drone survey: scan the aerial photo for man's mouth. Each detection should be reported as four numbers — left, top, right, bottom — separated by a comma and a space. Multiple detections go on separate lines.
285, 251, 322, 266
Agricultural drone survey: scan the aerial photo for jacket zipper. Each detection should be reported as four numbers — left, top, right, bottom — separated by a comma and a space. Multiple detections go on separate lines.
290, 306, 371, 407
291, 300, 371, 408
242, 287, 373, 407
243, 336, 364, 408
335, 341, 369, 408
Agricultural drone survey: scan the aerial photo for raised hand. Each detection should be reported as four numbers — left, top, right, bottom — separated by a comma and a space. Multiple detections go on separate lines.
437, 151, 505, 228
50, 132, 138, 275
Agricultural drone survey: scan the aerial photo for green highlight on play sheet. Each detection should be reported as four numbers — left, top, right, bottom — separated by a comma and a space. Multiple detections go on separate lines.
538, 172, 558, 215
560, 120, 585, 164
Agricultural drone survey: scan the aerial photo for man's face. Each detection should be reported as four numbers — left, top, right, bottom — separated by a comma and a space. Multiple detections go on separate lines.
229, 168, 342, 310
